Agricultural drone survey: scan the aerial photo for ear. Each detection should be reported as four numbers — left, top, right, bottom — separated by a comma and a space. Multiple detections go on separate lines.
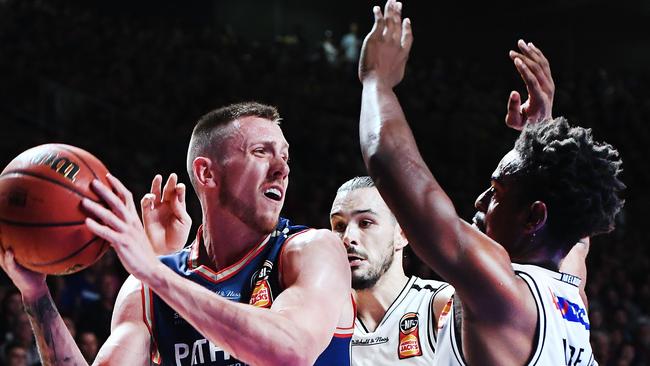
393, 223, 409, 251
525, 201, 547, 234
192, 156, 218, 188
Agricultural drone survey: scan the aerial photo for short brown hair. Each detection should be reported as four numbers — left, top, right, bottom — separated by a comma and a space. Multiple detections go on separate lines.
186, 102, 281, 190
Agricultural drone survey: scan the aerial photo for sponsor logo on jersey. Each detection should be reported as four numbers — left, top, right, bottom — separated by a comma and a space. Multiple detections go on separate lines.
398, 312, 422, 359
174, 339, 247, 365
550, 289, 590, 330
249, 260, 274, 308
351, 336, 389, 346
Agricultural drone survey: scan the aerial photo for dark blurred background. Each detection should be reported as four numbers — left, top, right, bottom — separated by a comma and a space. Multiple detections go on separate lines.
0, 0, 648, 365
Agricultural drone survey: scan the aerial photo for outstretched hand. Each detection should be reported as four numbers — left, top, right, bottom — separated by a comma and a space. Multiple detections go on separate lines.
359, 0, 413, 88
141, 173, 191, 255
82, 174, 162, 281
505, 39, 555, 130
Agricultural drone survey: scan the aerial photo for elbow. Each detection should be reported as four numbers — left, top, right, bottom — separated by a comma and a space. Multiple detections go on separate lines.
267, 341, 318, 366
263, 331, 322, 366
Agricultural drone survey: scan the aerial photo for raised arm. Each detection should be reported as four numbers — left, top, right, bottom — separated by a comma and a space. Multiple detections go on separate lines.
82, 174, 351, 366
505, 39, 555, 130
0, 249, 150, 366
357, 3, 540, 334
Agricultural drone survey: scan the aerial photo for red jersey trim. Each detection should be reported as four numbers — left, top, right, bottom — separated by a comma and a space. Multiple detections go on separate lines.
186, 225, 275, 284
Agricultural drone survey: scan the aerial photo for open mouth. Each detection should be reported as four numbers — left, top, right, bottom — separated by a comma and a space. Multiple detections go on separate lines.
347, 253, 366, 267
263, 187, 282, 201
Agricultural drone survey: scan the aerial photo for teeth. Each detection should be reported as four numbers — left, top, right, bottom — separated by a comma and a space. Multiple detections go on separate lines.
264, 188, 281, 200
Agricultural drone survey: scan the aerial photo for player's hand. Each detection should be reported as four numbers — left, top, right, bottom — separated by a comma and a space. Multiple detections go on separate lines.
505, 39, 555, 130
0, 247, 48, 301
83, 174, 163, 281
358, 0, 413, 88
141, 173, 191, 255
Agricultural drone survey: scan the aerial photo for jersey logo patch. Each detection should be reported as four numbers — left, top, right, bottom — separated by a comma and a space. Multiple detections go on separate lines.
550, 289, 590, 330
398, 312, 422, 359
249, 260, 274, 308
437, 297, 453, 332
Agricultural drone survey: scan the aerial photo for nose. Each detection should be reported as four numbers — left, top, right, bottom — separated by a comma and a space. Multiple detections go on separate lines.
475, 187, 491, 212
341, 225, 358, 249
271, 155, 290, 180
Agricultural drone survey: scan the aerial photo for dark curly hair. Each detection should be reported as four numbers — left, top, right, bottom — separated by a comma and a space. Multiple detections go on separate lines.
513, 117, 625, 247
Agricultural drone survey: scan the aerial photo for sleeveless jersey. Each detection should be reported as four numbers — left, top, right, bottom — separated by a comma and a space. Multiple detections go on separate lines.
434, 263, 597, 365
351, 276, 450, 366
141, 217, 353, 366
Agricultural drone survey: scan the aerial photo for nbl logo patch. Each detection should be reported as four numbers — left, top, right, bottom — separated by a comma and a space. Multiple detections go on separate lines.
249, 260, 274, 308
398, 312, 422, 359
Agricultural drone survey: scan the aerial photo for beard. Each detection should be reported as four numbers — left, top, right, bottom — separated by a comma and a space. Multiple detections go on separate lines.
219, 183, 278, 234
351, 242, 395, 290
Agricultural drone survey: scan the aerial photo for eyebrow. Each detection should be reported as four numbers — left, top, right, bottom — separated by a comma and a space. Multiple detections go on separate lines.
330, 208, 378, 218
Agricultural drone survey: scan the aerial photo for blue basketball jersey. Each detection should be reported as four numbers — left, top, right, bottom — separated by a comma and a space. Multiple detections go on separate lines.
141, 217, 352, 366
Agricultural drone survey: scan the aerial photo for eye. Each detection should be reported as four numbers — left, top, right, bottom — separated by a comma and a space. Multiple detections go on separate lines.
331, 221, 346, 233
359, 219, 373, 229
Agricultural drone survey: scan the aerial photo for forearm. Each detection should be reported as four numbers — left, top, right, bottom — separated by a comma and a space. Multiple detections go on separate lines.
144, 265, 316, 365
23, 291, 87, 366
360, 79, 463, 273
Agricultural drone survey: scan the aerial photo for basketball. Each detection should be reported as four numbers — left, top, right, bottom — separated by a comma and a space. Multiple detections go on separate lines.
0, 144, 111, 275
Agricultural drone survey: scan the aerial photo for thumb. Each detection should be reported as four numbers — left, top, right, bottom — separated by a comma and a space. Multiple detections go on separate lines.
505, 90, 523, 130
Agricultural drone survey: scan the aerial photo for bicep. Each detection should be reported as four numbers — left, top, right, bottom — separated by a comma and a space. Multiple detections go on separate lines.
271, 231, 351, 345
92, 277, 151, 366
446, 221, 533, 321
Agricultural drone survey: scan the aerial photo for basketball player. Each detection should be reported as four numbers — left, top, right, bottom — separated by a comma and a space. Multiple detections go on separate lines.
0, 102, 355, 365
357, 1, 624, 365
330, 176, 452, 365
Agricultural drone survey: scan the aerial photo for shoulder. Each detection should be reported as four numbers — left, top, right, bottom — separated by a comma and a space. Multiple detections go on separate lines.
280, 229, 349, 286
284, 228, 342, 251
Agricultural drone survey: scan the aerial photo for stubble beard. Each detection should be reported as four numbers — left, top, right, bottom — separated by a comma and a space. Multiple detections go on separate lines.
219, 186, 278, 235
352, 241, 395, 290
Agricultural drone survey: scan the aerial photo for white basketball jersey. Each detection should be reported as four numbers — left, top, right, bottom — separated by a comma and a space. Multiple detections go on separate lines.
351, 276, 450, 366
434, 263, 597, 365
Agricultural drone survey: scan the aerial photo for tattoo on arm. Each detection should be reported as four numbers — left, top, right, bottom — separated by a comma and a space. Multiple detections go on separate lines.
24, 293, 77, 365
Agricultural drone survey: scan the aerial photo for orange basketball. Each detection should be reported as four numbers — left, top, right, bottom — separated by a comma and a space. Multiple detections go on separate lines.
0, 144, 111, 275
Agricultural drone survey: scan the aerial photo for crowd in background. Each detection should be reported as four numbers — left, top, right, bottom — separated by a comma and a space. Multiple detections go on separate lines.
0, 1, 649, 365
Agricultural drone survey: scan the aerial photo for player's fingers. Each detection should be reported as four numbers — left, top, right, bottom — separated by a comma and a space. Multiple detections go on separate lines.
140, 193, 156, 215
150, 174, 163, 200
175, 183, 187, 207
89, 179, 133, 224
514, 57, 545, 100
82, 198, 128, 233
391, 2, 403, 43
505, 91, 523, 129
368, 6, 385, 40
401, 18, 413, 53
105, 174, 137, 212
162, 173, 178, 203
384, 0, 397, 37
528, 42, 554, 88
513, 43, 553, 94
85, 217, 122, 247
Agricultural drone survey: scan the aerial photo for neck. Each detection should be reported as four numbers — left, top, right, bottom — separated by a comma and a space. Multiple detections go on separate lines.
512, 233, 567, 271
199, 203, 271, 271
355, 259, 409, 332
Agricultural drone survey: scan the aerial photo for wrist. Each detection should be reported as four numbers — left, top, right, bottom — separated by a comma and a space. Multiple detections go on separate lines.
21, 284, 50, 306
137, 260, 168, 288
361, 73, 393, 90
